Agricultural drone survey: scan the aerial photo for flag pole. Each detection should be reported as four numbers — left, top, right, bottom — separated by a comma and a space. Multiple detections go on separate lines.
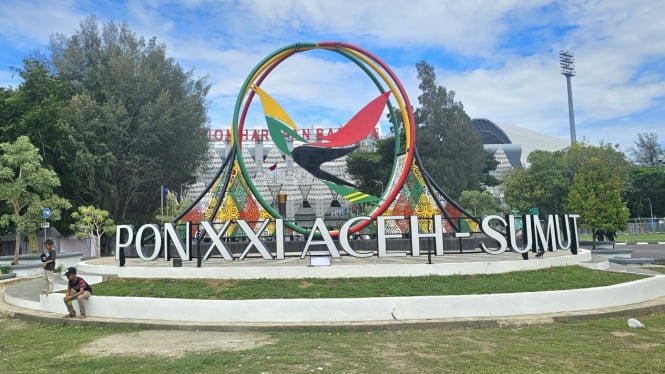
160, 185, 164, 221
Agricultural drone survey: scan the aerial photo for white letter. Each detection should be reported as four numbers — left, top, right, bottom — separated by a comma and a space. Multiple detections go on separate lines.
533, 215, 557, 253
339, 216, 373, 258
136, 224, 161, 261
201, 221, 234, 261
300, 218, 341, 258
480, 215, 507, 255
275, 219, 285, 260
555, 215, 572, 250
567, 214, 581, 254
377, 215, 406, 257
409, 215, 443, 257
238, 219, 273, 260
163, 222, 191, 261
115, 225, 134, 261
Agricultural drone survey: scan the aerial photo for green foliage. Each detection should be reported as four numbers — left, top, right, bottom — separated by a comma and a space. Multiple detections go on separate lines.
458, 190, 501, 216
70, 205, 115, 256
0, 264, 11, 274
626, 166, 665, 217
0, 136, 71, 263
47, 16, 210, 223
375, 62, 484, 199
503, 150, 569, 214
154, 191, 191, 224
346, 137, 394, 196
0, 17, 210, 226
629, 132, 664, 166
482, 149, 501, 187
565, 157, 629, 238
503, 142, 632, 216
412, 61, 484, 198
567, 141, 632, 190
0, 59, 77, 232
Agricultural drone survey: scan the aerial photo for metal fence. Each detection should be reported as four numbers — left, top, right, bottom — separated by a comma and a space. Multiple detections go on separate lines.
627, 218, 664, 234
576, 218, 663, 236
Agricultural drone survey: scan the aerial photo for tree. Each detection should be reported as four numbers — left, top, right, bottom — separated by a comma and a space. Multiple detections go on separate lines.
503, 150, 568, 215
154, 190, 191, 224
630, 132, 664, 166
0, 59, 79, 233
70, 205, 115, 257
350, 62, 484, 199
0, 136, 71, 263
502, 142, 632, 216
566, 142, 632, 191
482, 150, 501, 188
346, 137, 394, 196
412, 61, 484, 198
502, 168, 537, 214
458, 190, 501, 216
565, 158, 629, 248
625, 166, 665, 218
48, 16, 210, 223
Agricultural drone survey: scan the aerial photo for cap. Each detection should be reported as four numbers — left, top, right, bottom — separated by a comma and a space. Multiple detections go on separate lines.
64, 267, 77, 277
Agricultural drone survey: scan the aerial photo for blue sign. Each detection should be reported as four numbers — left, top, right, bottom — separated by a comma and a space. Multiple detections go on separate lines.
41, 207, 51, 219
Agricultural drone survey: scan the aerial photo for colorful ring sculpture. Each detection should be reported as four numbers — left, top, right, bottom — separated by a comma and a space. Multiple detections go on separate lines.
231, 42, 417, 235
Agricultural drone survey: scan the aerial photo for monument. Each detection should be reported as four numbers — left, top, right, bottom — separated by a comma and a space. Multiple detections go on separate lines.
116, 42, 579, 263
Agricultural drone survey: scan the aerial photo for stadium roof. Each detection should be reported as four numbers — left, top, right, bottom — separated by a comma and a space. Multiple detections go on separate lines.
471, 118, 570, 166
471, 118, 512, 144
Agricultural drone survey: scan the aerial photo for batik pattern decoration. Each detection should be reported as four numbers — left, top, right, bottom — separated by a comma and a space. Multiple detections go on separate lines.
173, 42, 478, 238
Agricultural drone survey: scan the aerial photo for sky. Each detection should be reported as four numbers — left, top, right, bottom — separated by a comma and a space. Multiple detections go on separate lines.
0, 0, 664, 154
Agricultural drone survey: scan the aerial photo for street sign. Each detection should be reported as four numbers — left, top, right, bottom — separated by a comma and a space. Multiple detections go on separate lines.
40, 222, 50, 228
41, 207, 51, 219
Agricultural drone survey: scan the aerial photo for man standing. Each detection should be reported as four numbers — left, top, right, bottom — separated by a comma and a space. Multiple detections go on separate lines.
63, 267, 92, 319
40, 239, 56, 294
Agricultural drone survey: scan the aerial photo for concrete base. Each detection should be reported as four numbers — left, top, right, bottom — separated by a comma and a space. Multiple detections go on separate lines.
609, 257, 656, 265
5, 249, 665, 324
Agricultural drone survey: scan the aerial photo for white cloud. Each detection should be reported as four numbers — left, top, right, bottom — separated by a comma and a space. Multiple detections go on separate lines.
0, 0, 663, 150
0, 0, 89, 43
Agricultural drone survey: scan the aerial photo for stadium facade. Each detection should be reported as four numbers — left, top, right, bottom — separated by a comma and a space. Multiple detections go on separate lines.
186, 120, 568, 218
187, 127, 380, 223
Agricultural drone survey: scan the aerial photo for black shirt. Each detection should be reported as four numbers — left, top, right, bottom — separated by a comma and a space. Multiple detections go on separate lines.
68, 276, 93, 293
44, 248, 56, 271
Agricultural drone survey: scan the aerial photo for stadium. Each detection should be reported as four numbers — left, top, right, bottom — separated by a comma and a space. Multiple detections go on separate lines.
184, 119, 569, 223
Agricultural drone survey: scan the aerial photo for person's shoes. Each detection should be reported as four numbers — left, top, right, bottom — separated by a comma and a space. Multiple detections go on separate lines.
63, 314, 75, 318
79, 314, 86, 319
535, 252, 544, 258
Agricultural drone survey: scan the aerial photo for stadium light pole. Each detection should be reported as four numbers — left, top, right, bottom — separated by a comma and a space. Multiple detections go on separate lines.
559, 50, 576, 145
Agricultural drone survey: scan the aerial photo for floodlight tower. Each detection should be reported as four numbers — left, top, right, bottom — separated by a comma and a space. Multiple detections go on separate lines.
559, 50, 576, 145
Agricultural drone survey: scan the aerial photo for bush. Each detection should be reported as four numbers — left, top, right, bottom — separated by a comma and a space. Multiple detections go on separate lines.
0, 264, 11, 274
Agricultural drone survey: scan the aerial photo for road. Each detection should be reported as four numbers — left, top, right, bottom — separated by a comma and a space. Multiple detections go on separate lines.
621, 243, 665, 260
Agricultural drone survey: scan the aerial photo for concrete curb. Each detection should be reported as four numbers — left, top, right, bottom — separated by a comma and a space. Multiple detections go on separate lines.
4, 284, 665, 331
4, 249, 665, 330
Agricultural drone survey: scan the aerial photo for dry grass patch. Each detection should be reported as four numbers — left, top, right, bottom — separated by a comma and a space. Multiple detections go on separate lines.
76, 330, 275, 358
298, 280, 314, 288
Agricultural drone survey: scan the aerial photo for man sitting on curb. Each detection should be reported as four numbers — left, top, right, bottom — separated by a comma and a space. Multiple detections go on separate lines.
63, 267, 93, 319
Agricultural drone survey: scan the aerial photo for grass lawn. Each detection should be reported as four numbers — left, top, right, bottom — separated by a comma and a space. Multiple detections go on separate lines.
579, 232, 665, 244
3, 312, 665, 373
91, 266, 647, 299
2, 266, 662, 373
